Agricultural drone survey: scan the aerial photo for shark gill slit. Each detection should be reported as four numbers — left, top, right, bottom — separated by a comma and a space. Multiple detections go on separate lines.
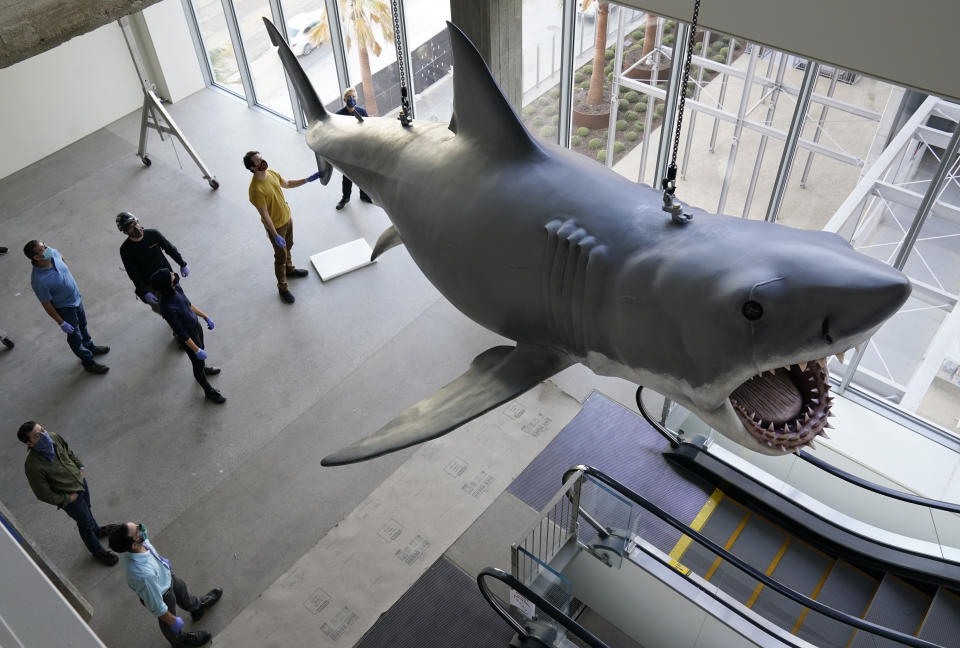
543, 219, 594, 356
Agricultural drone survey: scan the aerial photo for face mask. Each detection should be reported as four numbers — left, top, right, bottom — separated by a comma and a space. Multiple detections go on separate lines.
130, 225, 144, 240
257, 159, 268, 172
346, 97, 357, 108
41, 247, 55, 260
137, 523, 148, 543
32, 431, 55, 458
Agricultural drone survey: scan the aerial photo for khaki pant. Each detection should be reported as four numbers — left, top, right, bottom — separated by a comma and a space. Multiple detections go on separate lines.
267, 220, 296, 291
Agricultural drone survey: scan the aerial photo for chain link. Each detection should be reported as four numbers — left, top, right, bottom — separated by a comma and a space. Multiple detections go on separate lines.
391, 0, 412, 125
670, 0, 701, 170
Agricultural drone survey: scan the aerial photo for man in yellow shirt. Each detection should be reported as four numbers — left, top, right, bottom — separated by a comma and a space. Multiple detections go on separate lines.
244, 151, 320, 303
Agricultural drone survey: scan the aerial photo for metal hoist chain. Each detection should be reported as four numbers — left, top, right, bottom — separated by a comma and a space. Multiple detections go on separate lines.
662, 0, 701, 225
391, 0, 413, 127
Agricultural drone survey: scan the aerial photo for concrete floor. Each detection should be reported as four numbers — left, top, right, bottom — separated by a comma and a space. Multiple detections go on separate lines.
0, 87, 508, 646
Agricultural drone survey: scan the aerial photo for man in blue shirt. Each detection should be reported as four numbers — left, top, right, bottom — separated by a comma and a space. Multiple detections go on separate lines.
24, 240, 109, 374
109, 522, 222, 646
334, 87, 373, 210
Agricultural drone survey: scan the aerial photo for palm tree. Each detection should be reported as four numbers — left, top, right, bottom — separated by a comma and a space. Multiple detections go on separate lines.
582, 0, 609, 107
641, 12, 658, 59
308, 0, 394, 116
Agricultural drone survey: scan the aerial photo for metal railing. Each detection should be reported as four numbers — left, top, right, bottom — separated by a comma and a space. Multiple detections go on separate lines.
511, 469, 582, 588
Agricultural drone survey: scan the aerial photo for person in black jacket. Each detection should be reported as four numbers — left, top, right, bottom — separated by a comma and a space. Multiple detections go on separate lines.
149, 269, 225, 404
118, 212, 189, 311
334, 88, 372, 210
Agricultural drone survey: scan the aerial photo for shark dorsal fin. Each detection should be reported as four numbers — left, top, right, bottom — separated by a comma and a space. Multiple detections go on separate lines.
446, 21, 542, 158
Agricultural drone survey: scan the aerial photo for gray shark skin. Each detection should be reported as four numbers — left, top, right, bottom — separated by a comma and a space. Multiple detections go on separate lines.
263, 19, 911, 464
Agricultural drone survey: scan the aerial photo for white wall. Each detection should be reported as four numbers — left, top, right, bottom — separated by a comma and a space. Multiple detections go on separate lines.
142, 0, 205, 103
0, 22, 142, 180
0, 524, 105, 648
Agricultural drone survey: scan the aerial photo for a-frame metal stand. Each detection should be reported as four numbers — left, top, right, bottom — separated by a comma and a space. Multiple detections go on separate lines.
136, 89, 219, 189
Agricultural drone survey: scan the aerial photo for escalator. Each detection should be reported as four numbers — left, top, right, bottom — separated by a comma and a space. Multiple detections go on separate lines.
480, 392, 960, 648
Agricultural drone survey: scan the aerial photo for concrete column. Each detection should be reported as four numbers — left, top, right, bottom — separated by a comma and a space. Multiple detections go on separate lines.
449, 0, 522, 109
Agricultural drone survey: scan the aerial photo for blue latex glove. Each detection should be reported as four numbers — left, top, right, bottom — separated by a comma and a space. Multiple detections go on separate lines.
144, 292, 159, 305
306, 172, 321, 182
170, 617, 184, 634
59, 321, 75, 334
204, 317, 214, 330
195, 348, 208, 361
180, 264, 190, 278
273, 234, 286, 248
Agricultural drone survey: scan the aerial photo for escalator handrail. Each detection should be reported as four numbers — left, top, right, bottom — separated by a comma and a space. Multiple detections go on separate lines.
635, 386, 960, 514
476, 567, 610, 648
795, 449, 960, 514
563, 465, 946, 648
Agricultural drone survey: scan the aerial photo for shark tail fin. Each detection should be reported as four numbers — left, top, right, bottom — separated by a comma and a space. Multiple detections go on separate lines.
445, 21, 541, 157
262, 17, 327, 124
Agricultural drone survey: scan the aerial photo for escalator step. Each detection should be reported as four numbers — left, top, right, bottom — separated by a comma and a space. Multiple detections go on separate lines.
917, 588, 960, 648
751, 539, 833, 634
796, 560, 878, 648
849, 574, 932, 648
707, 515, 788, 605
673, 496, 748, 576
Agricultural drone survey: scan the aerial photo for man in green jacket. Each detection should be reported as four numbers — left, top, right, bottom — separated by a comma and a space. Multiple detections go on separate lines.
17, 421, 118, 565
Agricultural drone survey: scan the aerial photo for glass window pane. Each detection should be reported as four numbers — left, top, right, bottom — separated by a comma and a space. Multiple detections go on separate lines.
191, 0, 245, 97
232, 0, 294, 118
335, 0, 400, 117
521, 0, 562, 144
277, 0, 339, 111
404, 1, 453, 123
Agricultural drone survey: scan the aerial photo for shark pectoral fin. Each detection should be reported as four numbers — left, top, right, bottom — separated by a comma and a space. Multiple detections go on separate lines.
314, 153, 333, 186
371, 225, 404, 261
321, 344, 572, 466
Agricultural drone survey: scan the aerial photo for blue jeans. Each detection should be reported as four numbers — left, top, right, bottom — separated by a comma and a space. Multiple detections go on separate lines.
55, 302, 96, 366
62, 479, 104, 555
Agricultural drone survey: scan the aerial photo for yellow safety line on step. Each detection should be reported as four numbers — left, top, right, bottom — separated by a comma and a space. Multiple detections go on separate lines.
791, 559, 836, 635
705, 510, 752, 581
667, 489, 724, 575
746, 535, 792, 608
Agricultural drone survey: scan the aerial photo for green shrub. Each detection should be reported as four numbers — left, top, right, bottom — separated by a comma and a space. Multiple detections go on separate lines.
625, 131, 638, 141
631, 30, 644, 40
624, 91, 640, 103
571, 135, 582, 147
694, 42, 703, 54
538, 96, 552, 107
710, 40, 723, 51
616, 119, 628, 131
540, 125, 556, 138
532, 115, 545, 127
654, 104, 664, 116
577, 126, 590, 137
522, 104, 536, 115
614, 142, 625, 153
604, 49, 615, 60
712, 54, 725, 63
583, 66, 592, 75
551, 115, 559, 124
619, 98, 631, 111
663, 34, 675, 46
604, 63, 613, 75
543, 104, 558, 116
629, 43, 642, 52
665, 20, 676, 31
580, 80, 591, 90
601, 130, 608, 138
686, 81, 696, 94
722, 36, 731, 45
635, 122, 645, 131
625, 110, 638, 121
549, 88, 561, 99
574, 72, 584, 84
597, 150, 607, 162
719, 46, 729, 58
589, 138, 604, 150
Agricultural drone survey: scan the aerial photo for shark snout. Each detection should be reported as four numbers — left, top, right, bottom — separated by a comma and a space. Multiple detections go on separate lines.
818, 258, 911, 343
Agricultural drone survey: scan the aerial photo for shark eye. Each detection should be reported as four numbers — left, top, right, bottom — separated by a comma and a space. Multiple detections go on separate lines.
742, 300, 764, 321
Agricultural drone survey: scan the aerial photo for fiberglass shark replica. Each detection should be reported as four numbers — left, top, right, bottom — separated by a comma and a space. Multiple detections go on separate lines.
263, 18, 911, 464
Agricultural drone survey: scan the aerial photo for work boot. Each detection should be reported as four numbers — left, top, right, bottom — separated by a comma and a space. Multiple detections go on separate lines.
1, 336, 13, 350
93, 550, 118, 566
279, 289, 295, 304
204, 389, 226, 404
83, 362, 109, 374
335, 197, 349, 210
88, 345, 110, 355
191, 587, 223, 622
287, 268, 309, 278
203, 366, 221, 376
179, 631, 211, 646
359, 193, 372, 203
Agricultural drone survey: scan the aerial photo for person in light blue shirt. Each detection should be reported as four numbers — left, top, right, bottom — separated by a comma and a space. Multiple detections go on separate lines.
109, 522, 222, 647
24, 240, 110, 374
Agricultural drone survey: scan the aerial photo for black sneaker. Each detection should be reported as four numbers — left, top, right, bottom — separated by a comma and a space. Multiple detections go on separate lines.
335, 198, 348, 210
180, 631, 211, 646
93, 550, 118, 566
1, 336, 13, 350
203, 366, 221, 376
279, 289, 295, 304
83, 362, 109, 374
0, 246, 7, 254
359, 194, 373, 203
88, 345, 110, 355
287, 268, 309, 278
204, 390, 226, 404
190, 587, 223, 622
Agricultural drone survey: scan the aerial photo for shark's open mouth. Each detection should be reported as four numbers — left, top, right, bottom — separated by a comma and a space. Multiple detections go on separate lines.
728, 355, 844, 451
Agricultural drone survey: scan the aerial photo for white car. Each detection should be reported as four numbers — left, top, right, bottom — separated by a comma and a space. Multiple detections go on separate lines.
287, 13, 324, 57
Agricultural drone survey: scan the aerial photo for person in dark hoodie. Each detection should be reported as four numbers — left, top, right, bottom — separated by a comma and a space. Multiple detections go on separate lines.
149, 269, 225, 404
118, 212, 189, 312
